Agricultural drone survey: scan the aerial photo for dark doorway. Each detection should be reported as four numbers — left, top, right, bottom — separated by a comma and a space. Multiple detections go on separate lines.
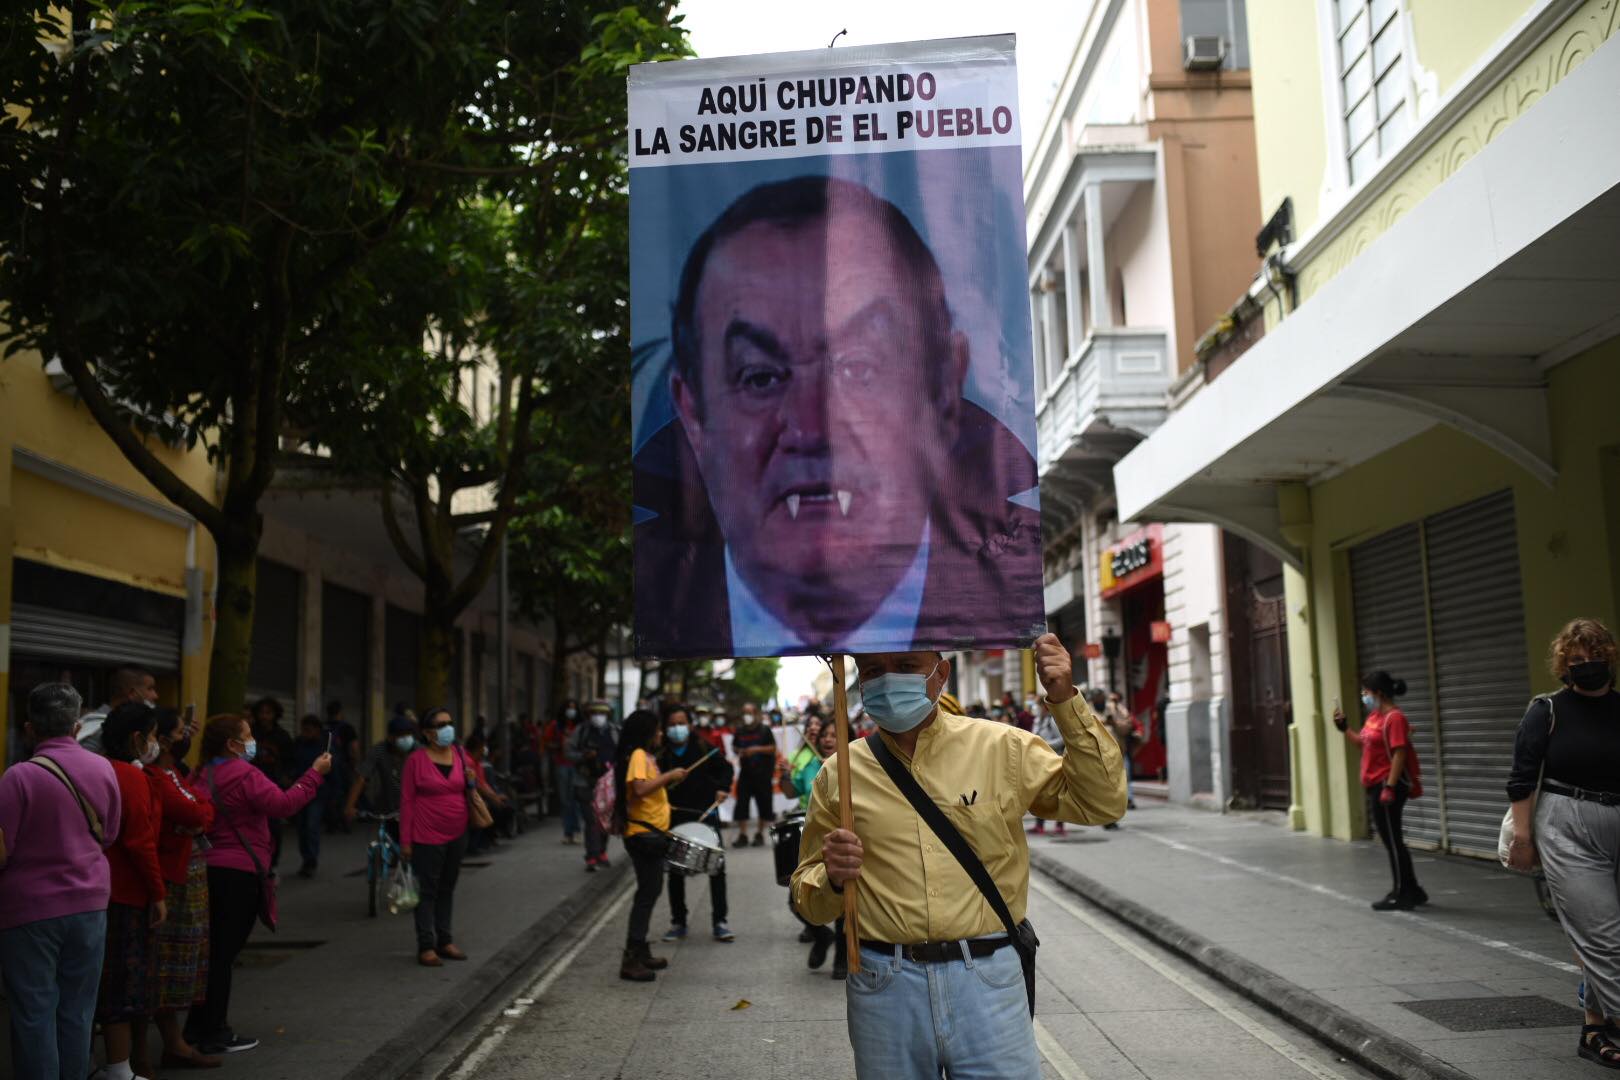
1225, 536, 1291, 809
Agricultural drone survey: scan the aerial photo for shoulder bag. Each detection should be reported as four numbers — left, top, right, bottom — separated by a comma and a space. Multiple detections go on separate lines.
28, 755, 106, 844
206, 764, 278, 931
457, 749, 495, 830
1381, 713, 1423, 798
868, 736, 1040, 1016
1498, 693, 1556, 870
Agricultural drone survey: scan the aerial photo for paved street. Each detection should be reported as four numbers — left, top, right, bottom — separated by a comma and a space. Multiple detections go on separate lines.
409, 829, 1379, 1080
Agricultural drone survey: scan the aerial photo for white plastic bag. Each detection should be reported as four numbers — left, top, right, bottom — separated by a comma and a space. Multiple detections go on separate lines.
386, 863, 420, 914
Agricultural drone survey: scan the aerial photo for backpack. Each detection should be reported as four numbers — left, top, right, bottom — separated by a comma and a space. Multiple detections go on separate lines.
592, 764, 618, 835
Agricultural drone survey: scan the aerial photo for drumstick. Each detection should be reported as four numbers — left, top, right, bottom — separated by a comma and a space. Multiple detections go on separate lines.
830, 654, 861, 975
672, 747, 720, 784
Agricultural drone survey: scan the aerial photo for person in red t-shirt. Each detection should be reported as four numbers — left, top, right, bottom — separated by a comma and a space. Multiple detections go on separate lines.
100, 703, 169, 1080
1333, 670, 1427, 911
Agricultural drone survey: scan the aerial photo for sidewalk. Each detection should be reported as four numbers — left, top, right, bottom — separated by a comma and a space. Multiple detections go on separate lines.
1, 813, 627, 1080
1031, 802, 1589, 1080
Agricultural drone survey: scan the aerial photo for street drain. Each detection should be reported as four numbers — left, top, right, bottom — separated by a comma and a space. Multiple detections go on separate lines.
1396, 995, 1582, 1031
237, 940, 326, 969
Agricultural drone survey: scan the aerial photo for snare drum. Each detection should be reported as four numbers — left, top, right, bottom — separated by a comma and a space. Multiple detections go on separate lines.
771, 813, 806, 886
665, 821, 726, 876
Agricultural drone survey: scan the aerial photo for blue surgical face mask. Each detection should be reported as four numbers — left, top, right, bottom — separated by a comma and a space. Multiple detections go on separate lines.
434, 725, 455, 748
860, 663, 942, 734
394, 735, 416, 752
241, 738, 258, 762
1360, 692, 1377, 711
667, 724, 690, 745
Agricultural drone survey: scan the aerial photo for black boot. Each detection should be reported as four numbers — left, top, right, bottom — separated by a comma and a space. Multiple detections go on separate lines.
808, 926, 833, 970
620, 947, 655, 982
637, 941, 669, 971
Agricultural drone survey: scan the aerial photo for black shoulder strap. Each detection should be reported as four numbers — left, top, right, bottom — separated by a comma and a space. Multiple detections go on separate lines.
867, 735, 1018, 942
29, 755, 105, 844
206, 764, 270, 886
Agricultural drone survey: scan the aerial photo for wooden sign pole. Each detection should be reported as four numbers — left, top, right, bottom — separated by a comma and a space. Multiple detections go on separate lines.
830, 654, 861, 974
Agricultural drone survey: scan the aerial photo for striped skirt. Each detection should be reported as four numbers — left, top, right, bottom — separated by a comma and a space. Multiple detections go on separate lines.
154, 851, 210, 1010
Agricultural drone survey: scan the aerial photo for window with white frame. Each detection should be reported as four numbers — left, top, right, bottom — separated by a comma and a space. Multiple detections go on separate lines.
1335, 0, 1411, 184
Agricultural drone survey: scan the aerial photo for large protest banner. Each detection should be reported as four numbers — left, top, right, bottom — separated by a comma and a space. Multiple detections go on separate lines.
629, 35, 1043, 660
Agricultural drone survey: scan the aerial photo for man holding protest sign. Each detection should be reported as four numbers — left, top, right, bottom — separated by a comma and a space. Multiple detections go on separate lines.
791, 638, 1125, 1078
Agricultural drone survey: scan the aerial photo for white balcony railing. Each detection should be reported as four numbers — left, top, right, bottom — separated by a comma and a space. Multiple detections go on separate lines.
1036, 328, 1172, 476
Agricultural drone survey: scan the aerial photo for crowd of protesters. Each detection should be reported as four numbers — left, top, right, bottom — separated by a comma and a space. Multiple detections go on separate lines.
0, 665, 529, 1079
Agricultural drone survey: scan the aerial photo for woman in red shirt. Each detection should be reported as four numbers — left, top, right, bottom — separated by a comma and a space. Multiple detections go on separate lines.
401, 708, 472, 967
144, 707, 217, 1069
99, 703, 169, 1080
1333, 670, 1427, 911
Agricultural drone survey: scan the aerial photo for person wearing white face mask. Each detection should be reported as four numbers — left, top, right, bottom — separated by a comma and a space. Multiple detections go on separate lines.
791, 634, 1126, 1079
343, 712, 416, 840
566, 702, 619, 870
93, 703, 169, 1080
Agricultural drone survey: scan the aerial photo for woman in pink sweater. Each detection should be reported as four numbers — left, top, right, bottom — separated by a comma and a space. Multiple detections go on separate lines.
186, 714, 328, 1056
401, 708, 472, 967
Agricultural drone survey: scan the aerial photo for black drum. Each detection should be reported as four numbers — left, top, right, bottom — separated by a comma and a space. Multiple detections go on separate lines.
771, 812, 806, 886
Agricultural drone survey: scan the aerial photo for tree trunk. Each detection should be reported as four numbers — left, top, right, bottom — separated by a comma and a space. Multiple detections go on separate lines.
207, 527, 261, 715
416, 601, 457, 715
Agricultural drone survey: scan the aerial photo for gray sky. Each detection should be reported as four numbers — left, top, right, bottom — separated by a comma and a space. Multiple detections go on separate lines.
678, 0, 1087, 167
673, 2, 1086, 707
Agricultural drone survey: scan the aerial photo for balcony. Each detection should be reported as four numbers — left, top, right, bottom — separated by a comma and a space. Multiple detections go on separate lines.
1035, 328, 1171, 525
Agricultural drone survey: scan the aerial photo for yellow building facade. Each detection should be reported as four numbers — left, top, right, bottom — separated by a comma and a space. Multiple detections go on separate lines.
1114, 1, 1620, 854
1, 355, 221, 766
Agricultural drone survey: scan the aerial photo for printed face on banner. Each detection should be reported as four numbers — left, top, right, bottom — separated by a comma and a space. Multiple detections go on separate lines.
629, 37, 1045, 660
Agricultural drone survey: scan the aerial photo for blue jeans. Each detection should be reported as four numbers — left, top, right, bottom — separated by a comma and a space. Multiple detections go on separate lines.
0, 910, 107, 1080
845, 942, 1039, 1079
555, 764, 579, 836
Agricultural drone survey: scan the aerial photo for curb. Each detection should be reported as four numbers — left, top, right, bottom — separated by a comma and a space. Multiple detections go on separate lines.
1030, 852, 1475, 1080
340, 858, 631, 1080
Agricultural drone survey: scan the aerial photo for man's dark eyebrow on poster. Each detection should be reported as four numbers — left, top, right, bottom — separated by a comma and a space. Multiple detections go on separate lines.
670, 175, 955, 410
722, 300, 909, 400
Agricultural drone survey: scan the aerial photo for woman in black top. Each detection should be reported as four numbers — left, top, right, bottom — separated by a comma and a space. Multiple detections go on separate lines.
1505, 617, 1620, 1070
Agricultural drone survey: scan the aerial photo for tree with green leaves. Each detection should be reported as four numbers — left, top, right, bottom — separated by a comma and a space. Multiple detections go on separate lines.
0, 1, 685, 712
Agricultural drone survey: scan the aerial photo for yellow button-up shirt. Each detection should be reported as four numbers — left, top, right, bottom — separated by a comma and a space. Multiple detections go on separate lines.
791, 695, 1126, 942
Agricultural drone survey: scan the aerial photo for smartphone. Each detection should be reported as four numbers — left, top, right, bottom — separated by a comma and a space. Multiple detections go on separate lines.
326, 732, 334, 754
182, 703, 196, 737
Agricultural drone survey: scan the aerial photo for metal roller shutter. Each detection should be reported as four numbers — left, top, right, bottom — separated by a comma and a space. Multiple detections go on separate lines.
11, 602, 180, 672
1348, 525, 1443, 848
1425, 490, 1530, 857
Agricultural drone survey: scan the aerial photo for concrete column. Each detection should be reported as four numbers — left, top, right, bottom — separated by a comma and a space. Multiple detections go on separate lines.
1061, 221, 1084, 354
299, 558, 322, 720
1040, 287, 1062, 387
1084, 184, 1112, 330
1030, 294, 1046, 397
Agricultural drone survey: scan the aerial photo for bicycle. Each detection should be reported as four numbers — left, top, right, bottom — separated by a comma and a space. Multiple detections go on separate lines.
358, 811, 402, 918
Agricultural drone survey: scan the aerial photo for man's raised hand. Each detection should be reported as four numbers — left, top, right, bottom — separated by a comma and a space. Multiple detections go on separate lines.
1034, 633, 1076, 704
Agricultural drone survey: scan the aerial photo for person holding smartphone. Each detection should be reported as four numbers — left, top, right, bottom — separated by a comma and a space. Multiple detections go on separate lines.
1333, 672, 1427, 911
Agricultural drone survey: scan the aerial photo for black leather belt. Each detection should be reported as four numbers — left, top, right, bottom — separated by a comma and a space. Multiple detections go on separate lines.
859, 937, 1013, 963
1543, 780, 1620, 807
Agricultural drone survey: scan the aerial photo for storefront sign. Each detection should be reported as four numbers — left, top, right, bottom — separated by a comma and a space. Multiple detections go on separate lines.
1150, 620, 1172, 644
1100, 524, 1164, 599
1082, 642, 1102, 659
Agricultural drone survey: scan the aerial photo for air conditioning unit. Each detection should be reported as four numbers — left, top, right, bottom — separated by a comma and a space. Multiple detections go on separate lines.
1184, 35, 1226, 71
